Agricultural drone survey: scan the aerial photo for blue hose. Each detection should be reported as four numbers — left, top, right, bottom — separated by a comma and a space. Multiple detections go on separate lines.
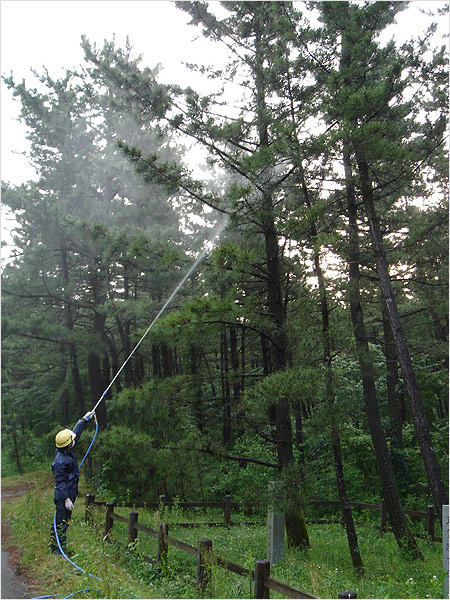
51, 418, 139, 598
53, 510, 101, 581
63, 589, 100, 599
78, 417, 98, 468
52, 417, 101, 577
31, 591, 100, 600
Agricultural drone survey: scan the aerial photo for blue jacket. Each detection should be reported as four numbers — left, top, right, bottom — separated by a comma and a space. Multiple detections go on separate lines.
52, 419, 86, 501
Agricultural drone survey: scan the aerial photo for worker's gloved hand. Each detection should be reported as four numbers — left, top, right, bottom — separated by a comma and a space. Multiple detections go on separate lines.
65, 498, 74, 511
83, 410, 94, 422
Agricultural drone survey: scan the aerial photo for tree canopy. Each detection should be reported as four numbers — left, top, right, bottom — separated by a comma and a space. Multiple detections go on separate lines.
2, 0, 448, 566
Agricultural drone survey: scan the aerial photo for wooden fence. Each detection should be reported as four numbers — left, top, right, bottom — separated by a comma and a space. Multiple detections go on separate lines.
86, 494, 442, 542
85, 494, 353, 598
84, 493, 442, 599
87, 494, 258, 526
308, 499, 442, 542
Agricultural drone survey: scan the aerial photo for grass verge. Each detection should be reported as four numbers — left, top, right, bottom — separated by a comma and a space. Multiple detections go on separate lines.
1, 471, 162, 599
2, 472, 446, 599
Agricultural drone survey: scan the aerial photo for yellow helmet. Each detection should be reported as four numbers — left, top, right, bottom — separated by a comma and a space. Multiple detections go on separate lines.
55, 429, 76, 448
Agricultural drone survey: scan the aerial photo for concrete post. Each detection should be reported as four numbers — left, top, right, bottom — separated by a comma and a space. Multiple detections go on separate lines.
266, 481, 285, 565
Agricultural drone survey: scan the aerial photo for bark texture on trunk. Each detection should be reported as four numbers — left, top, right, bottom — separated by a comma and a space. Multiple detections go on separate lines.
300, 167, 363, 574
344, 148, 422, 558
357, 152, 448, 524
61, 246, 85, 415
381, 300, 403, 451
254, 13, 308, 549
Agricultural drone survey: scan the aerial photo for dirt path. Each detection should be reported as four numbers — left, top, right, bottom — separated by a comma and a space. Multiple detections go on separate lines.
1, 547, 32, 599
1, 482, 47, 599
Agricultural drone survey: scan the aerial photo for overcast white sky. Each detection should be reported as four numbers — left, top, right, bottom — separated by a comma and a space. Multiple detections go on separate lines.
1, 1, 448, 187
1, 1, 232, 186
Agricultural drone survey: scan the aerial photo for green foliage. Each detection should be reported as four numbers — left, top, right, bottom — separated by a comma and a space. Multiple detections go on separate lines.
3, 467, 446, 600
1, 0, 448, 560
94, 424, 205, 503
243, 365, 325, 415
205, 435, 276, 508
2, 473, 156, 598
95, 426, 158, 502
1, 429, 51, 477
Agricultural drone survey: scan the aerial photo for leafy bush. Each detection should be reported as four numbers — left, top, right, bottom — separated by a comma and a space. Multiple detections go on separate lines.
94, 425, 207, 503
204, 434, 276, 509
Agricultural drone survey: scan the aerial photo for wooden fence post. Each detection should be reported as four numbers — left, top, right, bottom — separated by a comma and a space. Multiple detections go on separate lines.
128, 511, 138, 545
380, 499, 387, 533
104, 503, 114, 540
85, 494, 95, 523
159, 495, 167, 519
224, 495, 231, 526
254, 559, 270, 599
426, 505, 435, 540
158, 523, 169, 565
197, 538, 213, 592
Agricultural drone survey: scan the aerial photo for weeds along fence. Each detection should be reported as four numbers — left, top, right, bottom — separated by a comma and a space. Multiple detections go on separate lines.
84, 494, 442, 599
87, 494, 262, 527
85, 494, 319, 599
85, 494, 442, 542
308, 500, 443, 542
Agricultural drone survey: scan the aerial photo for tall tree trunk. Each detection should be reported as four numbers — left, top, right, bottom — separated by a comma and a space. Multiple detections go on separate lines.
202, 351, 217, 399
190, 345, 203, 433
12, 430, 23, 474
381, 299, 403, 451
300, 167, 363, 575
161, 343, 173, 377
60, 245, 85, 414
331, 428, 365, 575
293, 400, 305, 464
87, 272, 108, 429
260, 334, 272, 376
152, 344, 161, 378
174, 347, 181, 375
59, 344, 70, 424
344, 147, 422, 558
88, 349, 107, 429
356, 152, 448, 524
105, 333, 122, 393
221, 326, 232, 446
261, 193, 295, 470
229, 325, 241, 408
122, 273, 136, 386
261, 333, 276, 426
254, 13, 308, 549
240, 326, 246, 393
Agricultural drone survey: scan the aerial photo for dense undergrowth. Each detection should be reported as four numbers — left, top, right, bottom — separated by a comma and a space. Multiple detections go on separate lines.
2, 470, 446, 599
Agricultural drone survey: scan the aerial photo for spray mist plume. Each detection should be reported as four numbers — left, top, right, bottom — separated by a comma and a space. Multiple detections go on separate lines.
92, 215, 228, 412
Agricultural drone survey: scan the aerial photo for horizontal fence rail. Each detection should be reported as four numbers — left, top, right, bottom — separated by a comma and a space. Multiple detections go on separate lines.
85, 494, 442, 543
84, 493, 445, 599
89, 497, 323, 598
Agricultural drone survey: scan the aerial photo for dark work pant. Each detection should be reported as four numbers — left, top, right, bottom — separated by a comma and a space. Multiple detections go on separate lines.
50, 497, 74, 553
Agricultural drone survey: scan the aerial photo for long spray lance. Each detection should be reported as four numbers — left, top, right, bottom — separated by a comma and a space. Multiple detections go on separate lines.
90, 219, 227, 416
48, 222, 227, 596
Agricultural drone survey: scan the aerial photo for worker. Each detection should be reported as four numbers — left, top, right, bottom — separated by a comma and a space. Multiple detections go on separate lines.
50, 410, 94, 555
